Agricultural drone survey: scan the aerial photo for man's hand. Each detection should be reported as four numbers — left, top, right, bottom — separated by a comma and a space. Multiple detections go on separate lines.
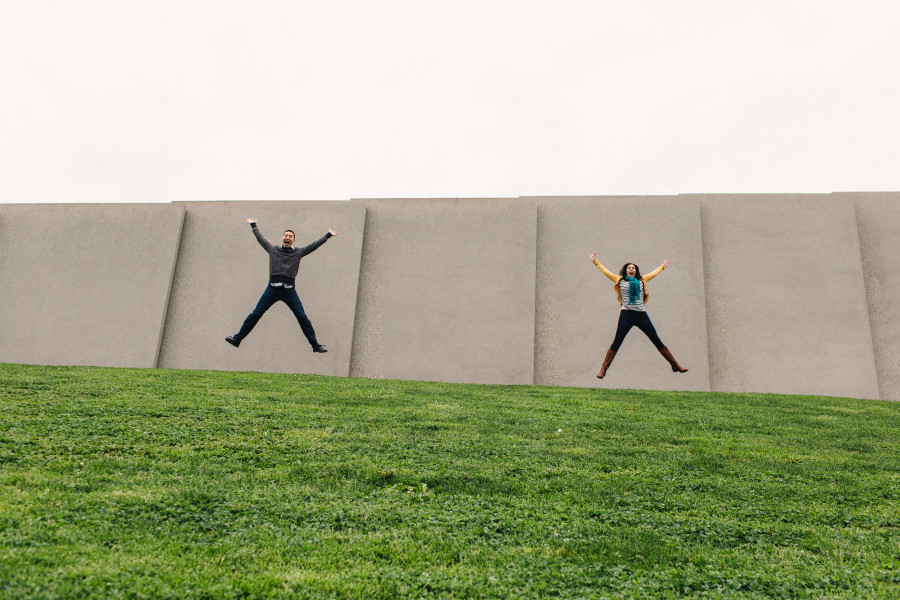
328, 228, 338, 236
247, 218, 257, 224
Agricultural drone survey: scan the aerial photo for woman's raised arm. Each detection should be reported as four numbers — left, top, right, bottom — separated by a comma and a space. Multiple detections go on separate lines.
642, 258, 669, 282
589, 253, 620, 282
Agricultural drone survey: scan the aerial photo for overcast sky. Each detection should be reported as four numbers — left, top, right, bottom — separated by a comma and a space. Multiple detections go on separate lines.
3, 1, 899, 203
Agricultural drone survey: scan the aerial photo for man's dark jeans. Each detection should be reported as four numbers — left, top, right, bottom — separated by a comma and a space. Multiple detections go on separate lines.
234, 285, 319, 348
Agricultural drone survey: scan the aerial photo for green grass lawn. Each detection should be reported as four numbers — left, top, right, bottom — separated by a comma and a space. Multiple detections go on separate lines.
1, 363, 898, 599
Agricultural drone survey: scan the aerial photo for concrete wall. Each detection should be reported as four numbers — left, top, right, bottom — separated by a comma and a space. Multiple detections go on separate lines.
1, 194, 896, 400
0, 203, 184, 368
839, 192, 900, 401
690, 194, 880, 399
350, 198, 537, 385
533, 196, 710, 392
157, 201, 365, 376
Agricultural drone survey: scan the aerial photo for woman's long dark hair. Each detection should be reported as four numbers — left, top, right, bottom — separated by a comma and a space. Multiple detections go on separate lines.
619, 263, 642, 279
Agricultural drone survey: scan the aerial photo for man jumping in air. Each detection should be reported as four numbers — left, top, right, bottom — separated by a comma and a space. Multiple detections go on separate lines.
226, 218, 338, 353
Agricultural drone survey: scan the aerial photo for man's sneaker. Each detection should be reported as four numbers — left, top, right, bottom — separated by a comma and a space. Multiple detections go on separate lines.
312, 345, 328, 353
225, 336, 240, 348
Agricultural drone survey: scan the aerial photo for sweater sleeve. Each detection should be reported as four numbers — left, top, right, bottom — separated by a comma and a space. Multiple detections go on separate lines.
250, 223, 275, 253
297, 232, 332, 257
592, 260, 621, 283
642, 264, 666, 283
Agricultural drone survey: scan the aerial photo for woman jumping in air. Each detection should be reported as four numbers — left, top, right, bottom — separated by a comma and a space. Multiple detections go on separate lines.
589, 254, 688, 379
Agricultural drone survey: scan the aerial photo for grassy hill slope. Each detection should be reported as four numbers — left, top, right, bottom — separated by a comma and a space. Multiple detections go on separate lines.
1, 363, 898, 599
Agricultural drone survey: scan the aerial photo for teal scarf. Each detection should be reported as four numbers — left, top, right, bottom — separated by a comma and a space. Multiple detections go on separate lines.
623, 276, 642, 303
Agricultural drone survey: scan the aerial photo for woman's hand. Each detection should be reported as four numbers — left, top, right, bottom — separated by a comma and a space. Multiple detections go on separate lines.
589, 252, 596, 262
663, 258, 670, 268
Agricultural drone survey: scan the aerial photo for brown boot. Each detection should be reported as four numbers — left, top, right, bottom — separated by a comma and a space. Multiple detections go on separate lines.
659, 346, 688, 373
596, 349, 616, 379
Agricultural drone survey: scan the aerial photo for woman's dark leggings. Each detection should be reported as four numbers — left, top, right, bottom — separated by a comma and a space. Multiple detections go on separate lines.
609, 310, 665, 352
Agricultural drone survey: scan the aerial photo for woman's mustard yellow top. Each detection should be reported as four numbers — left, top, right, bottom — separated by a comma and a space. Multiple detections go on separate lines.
591, 260, 666, 305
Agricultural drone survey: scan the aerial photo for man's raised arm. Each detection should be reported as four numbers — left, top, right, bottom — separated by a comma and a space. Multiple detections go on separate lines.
297, 228, 339, 257
246, 218, 274, 252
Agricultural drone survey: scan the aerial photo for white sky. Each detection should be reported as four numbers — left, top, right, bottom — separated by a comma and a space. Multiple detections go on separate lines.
3, 1, 900, 203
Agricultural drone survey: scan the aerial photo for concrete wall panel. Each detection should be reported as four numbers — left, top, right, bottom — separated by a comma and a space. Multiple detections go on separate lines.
157, 201, 365, 376
0, 203, 184, 368
533, 196, 710, 391
691, 194, 879, 399
838, 192, 900, 401
350, 198, 536, 384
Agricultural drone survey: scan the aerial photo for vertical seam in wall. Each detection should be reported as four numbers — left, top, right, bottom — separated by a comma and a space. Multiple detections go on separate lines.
853, 199, 887, 400
154, 204, 186, 369
700, 202, 719, 392
532, 201, 540, 385
532, 200, 566, 386
699, 198, 742, 393
349, 204, 383, 379
349, 205, 368, 377
340, 202, 365, 378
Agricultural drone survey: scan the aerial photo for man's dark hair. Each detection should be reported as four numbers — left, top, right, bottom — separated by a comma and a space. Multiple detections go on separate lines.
283, 229, 295, 237
619, 263, 642, 279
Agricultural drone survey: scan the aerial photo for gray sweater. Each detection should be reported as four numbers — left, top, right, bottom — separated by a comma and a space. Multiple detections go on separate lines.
251, 223, 332, 286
